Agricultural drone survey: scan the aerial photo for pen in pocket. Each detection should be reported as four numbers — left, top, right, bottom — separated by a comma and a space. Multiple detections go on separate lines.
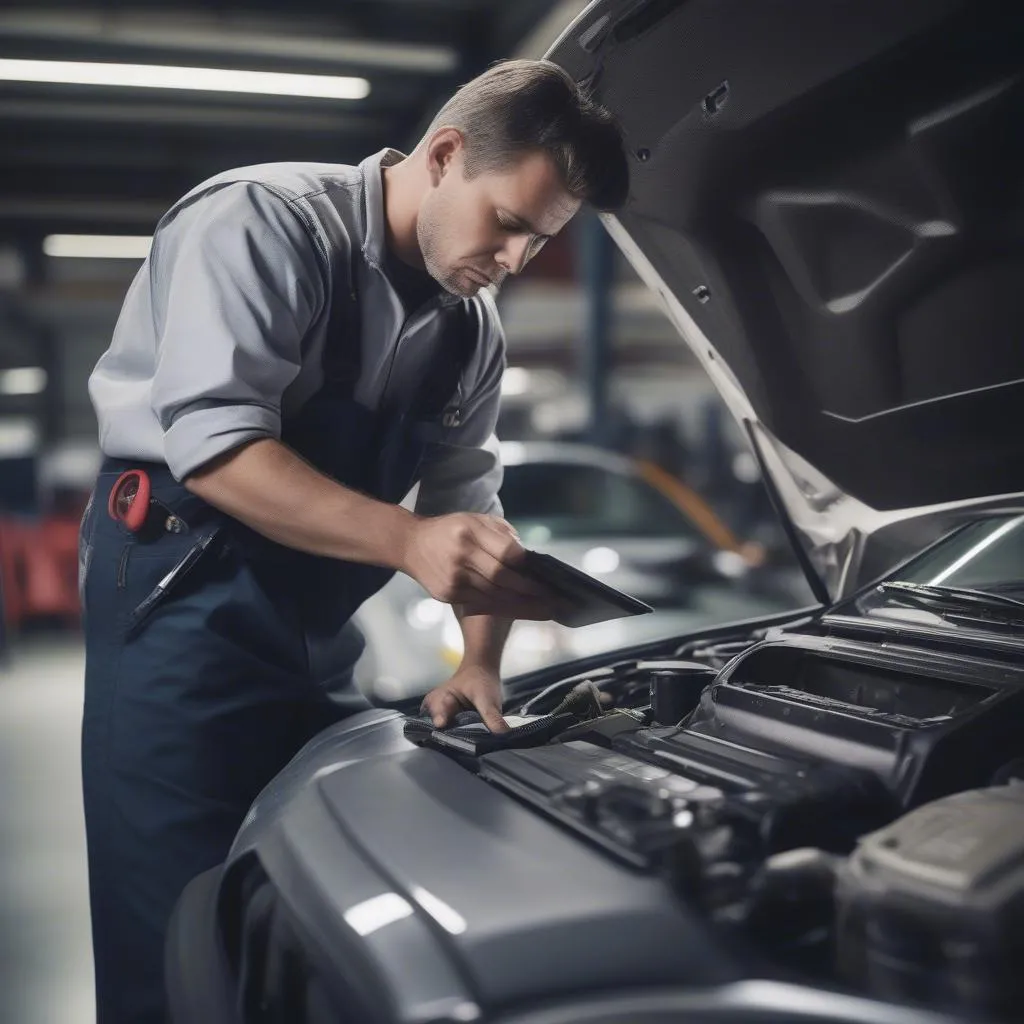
129, 528, 222, 632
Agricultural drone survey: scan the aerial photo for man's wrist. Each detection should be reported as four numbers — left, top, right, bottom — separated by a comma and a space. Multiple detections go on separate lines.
457, 652, 504, 675
456, 609, 512, 674
375, 503, 420, 572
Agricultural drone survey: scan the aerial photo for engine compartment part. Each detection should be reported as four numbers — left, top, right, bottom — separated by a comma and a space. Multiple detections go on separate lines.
484, 629, 1024, 1020
836, 783, 1024, 1020
683, 634, 1024, 808
476, 731, 891, 923
641, 660, 718, 726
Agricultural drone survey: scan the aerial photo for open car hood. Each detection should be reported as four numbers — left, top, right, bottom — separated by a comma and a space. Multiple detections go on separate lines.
546, 0, 1024, 603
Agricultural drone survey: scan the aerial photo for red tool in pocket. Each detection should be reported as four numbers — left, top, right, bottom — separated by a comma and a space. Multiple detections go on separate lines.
107, 469, 152, 533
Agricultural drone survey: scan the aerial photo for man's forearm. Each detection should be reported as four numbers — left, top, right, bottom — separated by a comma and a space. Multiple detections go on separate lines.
184, 437, 415, 568
456, 607, 513, 674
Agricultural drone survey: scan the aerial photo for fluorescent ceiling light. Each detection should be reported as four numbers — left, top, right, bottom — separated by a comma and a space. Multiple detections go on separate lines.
0, 368, 47, 396
44, 234, 152, 259
0, 58, 370, 100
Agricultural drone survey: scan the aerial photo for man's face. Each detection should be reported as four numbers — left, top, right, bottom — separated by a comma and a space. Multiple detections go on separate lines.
417, 143, 581, 298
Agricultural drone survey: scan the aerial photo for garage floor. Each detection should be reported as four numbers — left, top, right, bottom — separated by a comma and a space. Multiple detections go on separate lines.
0, 634, 95, 1024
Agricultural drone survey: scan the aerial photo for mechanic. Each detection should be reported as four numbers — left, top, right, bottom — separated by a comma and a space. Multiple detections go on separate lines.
78, 58, 629, 1023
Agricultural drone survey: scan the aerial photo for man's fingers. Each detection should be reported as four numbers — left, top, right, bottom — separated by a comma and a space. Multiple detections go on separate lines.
425, 517, 563, 617
480, 516, 520, 542
471, 519, 528, 568
470, 691, 509, 734
421, 687, 465, 729
455, 565, 562, 620
421, 683, 508, 733
442, 556, 540, 606
478, 703, 510, 734
465, 549, 547, 600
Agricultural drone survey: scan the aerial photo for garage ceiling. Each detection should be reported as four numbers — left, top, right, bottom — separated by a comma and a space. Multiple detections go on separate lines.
0, 0, 565, 245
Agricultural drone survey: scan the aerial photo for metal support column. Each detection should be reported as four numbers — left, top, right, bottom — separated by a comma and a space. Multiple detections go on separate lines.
575, 211, 615, 446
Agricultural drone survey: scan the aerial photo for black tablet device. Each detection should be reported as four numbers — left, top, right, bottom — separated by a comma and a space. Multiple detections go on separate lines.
521, 550, 654, 628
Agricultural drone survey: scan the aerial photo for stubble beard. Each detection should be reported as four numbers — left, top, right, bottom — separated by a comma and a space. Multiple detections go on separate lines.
416, 200, 470, 298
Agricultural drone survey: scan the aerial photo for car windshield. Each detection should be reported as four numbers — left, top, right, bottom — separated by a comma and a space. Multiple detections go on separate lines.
499, 460, 705, 543
854, 513, 1024, 623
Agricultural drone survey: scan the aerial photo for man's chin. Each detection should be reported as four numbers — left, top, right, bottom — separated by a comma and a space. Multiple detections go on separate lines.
436, 265, 503, 298
441, 280, 476, 299
440, 270, 483, 299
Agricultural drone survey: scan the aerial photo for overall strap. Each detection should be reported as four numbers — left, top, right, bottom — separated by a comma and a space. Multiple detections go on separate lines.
412, 298, 480, 421
320, 237, 363, 392
320, 245, 481, 420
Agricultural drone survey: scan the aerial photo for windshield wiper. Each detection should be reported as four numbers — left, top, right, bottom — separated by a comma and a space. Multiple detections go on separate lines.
876, 581, 1024, 617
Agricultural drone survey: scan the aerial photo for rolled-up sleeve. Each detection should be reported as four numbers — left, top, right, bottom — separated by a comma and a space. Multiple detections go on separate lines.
415, 297, 506, 518
149, 182, 325, 480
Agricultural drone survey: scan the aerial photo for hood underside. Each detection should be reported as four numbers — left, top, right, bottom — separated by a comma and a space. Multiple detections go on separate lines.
547, 0, 1024, 601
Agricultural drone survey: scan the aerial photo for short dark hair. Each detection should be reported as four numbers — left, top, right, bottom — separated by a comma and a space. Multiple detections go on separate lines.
424, 59, 629, 212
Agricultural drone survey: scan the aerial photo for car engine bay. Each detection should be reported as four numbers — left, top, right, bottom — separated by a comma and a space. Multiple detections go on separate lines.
408, 618, 1024, 1022
170, 612, 1024, 1024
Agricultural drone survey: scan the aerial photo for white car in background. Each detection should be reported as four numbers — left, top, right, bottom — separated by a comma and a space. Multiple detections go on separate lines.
354, 440, 800, 699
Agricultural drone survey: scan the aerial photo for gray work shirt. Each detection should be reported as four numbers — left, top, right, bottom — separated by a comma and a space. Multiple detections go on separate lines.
88, 148, 505, 517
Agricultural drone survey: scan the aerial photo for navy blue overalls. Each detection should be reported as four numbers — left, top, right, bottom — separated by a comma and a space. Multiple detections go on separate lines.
80, 275, 473, 1023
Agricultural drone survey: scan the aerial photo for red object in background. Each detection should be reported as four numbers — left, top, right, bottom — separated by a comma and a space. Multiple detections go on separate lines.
0, 516, 83, 631
108, 469, 151, 532
0, 519, 24, 629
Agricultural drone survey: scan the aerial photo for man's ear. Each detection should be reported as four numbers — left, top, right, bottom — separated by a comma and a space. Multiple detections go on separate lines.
425, 127, 464, 186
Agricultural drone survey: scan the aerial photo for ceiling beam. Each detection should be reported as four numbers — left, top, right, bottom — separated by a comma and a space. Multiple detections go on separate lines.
0, 9, 458, 74
0, 198, 166, 224
0, 97, 373, 132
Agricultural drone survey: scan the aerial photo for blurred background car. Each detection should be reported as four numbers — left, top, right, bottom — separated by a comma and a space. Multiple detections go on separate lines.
354, 439, 808, 698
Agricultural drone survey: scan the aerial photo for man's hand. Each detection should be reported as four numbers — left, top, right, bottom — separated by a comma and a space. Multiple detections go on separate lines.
420, 664, 508, 734
400, 512, 556, 620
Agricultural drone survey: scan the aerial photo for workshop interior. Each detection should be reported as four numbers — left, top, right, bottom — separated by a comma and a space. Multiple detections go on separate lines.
2, 1, 1023, 1022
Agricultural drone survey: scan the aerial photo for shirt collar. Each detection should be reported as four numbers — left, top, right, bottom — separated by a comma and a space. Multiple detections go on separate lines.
358, 147, 403, 271
357, 146, 462, 308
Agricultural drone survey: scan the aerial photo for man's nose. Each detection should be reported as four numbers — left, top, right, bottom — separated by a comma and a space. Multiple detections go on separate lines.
496, 235, 532, 276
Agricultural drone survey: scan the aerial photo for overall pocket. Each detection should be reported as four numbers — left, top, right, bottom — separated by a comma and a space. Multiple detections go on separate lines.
120, 527, 224, 638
